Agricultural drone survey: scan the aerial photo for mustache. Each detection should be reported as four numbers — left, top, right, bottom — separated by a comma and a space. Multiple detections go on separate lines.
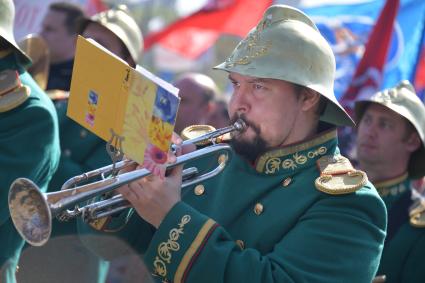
230, 113, 261, 135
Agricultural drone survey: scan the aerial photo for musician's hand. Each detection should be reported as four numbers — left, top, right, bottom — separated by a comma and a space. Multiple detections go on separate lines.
117, 132, 195, 228
118, 162, 183, 228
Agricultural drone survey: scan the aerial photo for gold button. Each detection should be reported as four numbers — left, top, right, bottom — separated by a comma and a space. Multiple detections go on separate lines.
80, 130, 88, 138
254, 203, 263, 215
236, 239, 245, 250
282, 177, 292, 187
194, 184, 205, 196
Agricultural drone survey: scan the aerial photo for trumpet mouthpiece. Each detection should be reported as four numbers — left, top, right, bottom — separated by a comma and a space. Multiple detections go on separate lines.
234, 119, 247, 132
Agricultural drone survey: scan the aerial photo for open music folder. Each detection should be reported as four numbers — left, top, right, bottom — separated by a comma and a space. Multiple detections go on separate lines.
67, 36, 180, 165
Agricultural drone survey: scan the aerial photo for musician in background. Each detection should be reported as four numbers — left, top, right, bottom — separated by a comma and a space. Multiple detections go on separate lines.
17, 6, 143, 283
355, 81, 425, 283
173, 72, 218, 134
79, 5, 386, 282
40, 2, 85, 91
0, 1, 60, 282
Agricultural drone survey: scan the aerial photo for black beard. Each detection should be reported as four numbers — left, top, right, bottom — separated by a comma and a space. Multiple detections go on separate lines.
229, 114, 268, 163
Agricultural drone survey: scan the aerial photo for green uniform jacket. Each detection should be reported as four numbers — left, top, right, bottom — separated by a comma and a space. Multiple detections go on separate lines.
0, 54, 60, 282
375, 174, 425, 283
80, 129, 386, 283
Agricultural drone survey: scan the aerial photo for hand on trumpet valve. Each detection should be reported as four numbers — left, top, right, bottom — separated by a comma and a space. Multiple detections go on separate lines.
117, 133, 195, 228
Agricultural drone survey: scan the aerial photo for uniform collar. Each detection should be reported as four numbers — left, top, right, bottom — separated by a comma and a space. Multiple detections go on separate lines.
374, 172, 409, 198
254, 129, 338, 175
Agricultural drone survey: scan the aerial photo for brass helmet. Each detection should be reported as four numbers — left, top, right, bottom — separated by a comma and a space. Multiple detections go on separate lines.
0, 0, 31, 67
355, 80, 425, 178
214, 4, 353, 127
89, 6, 143, 62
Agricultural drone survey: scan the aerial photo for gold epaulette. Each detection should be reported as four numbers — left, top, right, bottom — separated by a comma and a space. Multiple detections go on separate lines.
0, 70, 30, 112
315, 155, 368, 195
409, 200, 425, 228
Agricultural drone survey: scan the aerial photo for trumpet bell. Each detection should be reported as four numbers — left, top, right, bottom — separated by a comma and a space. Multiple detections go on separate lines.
8, 178, 52, 246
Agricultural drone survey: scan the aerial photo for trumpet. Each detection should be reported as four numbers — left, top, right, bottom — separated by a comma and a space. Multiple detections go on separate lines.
8, 119, 246, 246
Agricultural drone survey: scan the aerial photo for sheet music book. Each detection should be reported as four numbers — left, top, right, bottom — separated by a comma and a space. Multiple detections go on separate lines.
67, 36, 180, 165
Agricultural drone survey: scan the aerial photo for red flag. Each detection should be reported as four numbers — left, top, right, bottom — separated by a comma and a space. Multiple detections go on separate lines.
144, 0, 272, 59
86, 0, 108, 16
341, 0, 400, 108
414, 46, 425, 92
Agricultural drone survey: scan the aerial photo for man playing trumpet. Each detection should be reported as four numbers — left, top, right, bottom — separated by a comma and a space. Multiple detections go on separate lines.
77, 4, 386, 282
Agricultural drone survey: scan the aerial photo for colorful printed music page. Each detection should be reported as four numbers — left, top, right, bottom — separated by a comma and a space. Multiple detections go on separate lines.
67, 36, 180, 166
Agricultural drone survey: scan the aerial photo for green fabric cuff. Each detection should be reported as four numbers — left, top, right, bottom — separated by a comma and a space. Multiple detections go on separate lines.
144, 201, 218, 282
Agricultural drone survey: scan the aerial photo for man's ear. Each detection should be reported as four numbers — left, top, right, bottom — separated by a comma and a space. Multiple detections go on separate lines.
300, 88, 321, 112
406, 131, 422, 153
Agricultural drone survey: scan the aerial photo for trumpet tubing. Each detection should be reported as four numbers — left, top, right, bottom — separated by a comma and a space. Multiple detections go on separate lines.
79, 166, 200, 221
8, 119, 246, 246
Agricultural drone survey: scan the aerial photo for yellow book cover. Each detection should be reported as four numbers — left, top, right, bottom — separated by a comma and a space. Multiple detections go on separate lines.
67, 36, 180, 166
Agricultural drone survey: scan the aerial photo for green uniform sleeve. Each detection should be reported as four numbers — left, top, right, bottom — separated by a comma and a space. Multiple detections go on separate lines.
144, 190, 386, 283
0, 102, 60, 226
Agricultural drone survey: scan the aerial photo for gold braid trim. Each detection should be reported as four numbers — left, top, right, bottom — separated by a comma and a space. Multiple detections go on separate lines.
153, 215, 191, 278
256, 129, 336, 173
174, 219, 216, 283
374, 172, 408, 190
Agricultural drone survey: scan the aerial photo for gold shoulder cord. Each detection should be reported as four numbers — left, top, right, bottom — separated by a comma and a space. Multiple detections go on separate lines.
0, 70, 30, 113
315, 155, 368, 195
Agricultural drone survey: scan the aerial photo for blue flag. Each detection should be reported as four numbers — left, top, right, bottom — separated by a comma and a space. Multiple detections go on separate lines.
302, 0, 425, 100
